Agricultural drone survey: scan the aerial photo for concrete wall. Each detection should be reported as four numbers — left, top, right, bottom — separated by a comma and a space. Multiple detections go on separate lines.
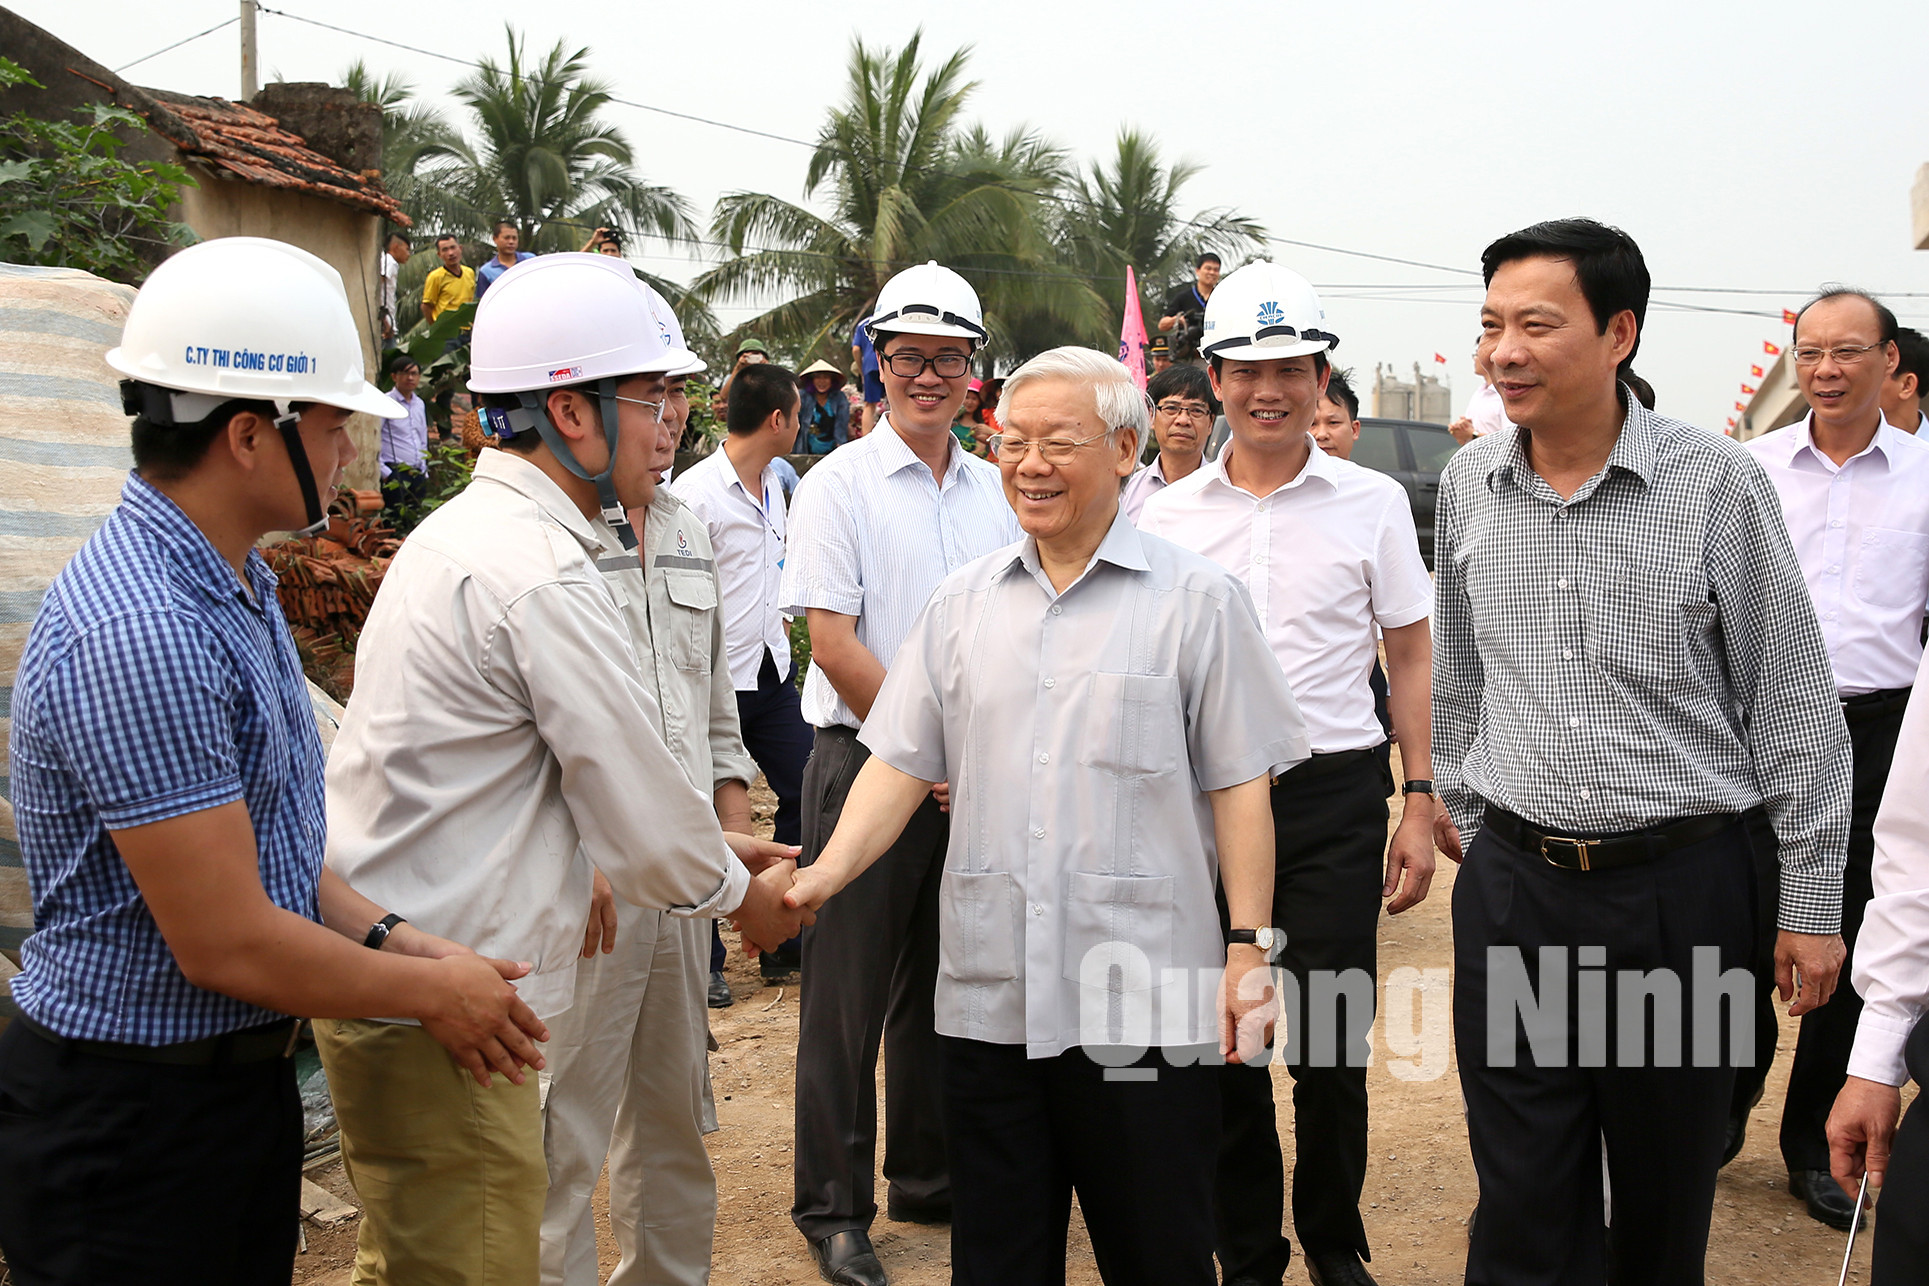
1734, 351, 1807, 441
176, 169, 386, 490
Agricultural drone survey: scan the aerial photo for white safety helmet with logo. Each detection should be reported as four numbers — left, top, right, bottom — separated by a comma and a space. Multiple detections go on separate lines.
1198, 260, 1339, 363
105, 236, 405, 536
862, 260, 987, 348
468, 252, 700, 548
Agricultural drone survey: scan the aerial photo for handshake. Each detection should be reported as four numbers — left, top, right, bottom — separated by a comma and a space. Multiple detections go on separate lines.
726, 835, 816, 955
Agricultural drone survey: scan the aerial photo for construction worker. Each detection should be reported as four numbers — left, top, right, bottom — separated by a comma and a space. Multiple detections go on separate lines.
783, 261, 1021, 1285
0, 236, 548, 1285
538, 280, 799, 1286
318, 253, 811, 1286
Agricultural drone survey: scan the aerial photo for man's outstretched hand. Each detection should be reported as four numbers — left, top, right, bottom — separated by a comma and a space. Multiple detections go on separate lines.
729, 859, 812, 955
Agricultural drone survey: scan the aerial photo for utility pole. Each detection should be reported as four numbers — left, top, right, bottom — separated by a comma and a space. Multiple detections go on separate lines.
238, 0, 258, 101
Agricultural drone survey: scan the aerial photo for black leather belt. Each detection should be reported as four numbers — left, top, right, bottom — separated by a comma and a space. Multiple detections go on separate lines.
1842, 686, 1910, 724
1483, 805, 1741, 873
14, 1010, 302, 1065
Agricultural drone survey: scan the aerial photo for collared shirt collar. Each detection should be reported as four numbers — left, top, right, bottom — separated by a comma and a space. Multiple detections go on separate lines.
1487, 384, 1658, 496
1205, 433, 1339, 499
471, 447, 606, 554
1784, 411, 1906, 474
874, 415, 972, 486
1006, 506, 1152, 594
117, 471, 277, 606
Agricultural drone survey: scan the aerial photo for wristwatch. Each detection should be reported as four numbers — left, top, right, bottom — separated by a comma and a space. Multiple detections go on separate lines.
1402, 779, 1435, 796
1226, 927, 1285, 960
363, 913, 406, 950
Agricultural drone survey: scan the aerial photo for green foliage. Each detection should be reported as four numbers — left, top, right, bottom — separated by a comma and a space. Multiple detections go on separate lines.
382, 440, 475, 535
0, 57, 197, 282
788, 615, 811, 695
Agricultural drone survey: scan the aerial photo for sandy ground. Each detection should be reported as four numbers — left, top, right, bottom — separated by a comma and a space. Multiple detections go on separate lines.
287, 763, 1895, 1285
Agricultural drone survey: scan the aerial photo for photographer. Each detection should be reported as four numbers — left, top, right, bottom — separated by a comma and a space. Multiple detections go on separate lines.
1158, 253, 1221, 367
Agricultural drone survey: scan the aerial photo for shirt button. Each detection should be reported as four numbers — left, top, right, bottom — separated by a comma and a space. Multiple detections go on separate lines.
1050, 605, 1062, 616
1831, 519, 1844, 528
1581, 788, 1592, 801
1038, 752, 1050, 764
1826, 565, 1839, 575
1031, 904, 1045, 917
1562, 649, 1574, 661
1556, 577, 1569, 590
1568, 716, 1580, 728
1825, 612, 1837, 621
1043, 677, 1056, 689
1033, 828, 1046, 839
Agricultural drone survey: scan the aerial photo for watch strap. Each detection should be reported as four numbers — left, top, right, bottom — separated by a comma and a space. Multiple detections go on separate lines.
1402, 779, 1435, 795
364, 912, 405, 950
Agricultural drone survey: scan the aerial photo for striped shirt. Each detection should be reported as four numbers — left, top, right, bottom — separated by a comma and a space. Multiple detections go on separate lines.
780, 417, 1019, 730
8, 473, 326, 1042
1431, 398, 1852, 934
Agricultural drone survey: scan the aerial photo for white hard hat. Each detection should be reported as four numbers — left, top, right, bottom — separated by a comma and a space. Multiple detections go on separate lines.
469, 253, 698, 393
1199, 261, 1338, 363
637, 280, 706, 378
863, 261, 987, 347
105, 236, 404, 420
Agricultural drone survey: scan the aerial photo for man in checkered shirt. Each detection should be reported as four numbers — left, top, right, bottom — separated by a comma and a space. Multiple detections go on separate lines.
1432, 218, 1851, 1285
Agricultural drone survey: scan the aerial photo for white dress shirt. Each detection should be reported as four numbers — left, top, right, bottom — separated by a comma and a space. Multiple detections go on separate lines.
1849, 642, 1929, 1085
859, 512, 1309, 1057
780, 416, 1020, 730
1467, 381, 1512, 437
669, 446, 791, 691
326, 451, 747, 1020
1119, 455, 1176, 524
1139, 437, 1433, 753
1744, 414, 1929, 694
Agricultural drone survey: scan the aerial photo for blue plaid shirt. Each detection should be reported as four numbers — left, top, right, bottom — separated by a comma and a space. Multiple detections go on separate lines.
8, 474, 326, 1043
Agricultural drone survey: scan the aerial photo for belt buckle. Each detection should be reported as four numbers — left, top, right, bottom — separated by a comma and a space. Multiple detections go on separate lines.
1540, 835, 1594, 871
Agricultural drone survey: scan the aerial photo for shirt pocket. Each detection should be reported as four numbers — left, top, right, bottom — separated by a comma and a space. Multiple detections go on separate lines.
1585, 554, 1709, 688
662, 569, 717, 674
1853, 528, 1929, 610
938, 870, 1019, 984
1059, 870, 1174, 992
1077, 672, 1182, 778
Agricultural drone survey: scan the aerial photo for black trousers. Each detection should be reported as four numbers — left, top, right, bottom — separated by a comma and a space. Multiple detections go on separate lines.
1216, 751, 1387, 1279
1874, 1018, 1929, 1285
791, 726, 949, 1239
0, 1019, 303, 1285
941, 1037, 1220, 1286
1455, 814, 1755, 1286
1778, 696, 1907, 1170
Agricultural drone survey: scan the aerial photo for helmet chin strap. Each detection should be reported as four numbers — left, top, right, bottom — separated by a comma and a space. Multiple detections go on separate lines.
273, 405, 330, 538
514, 379, 636, 550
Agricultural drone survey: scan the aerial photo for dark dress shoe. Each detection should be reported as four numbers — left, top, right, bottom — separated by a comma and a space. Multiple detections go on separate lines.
1722, 1081, 1765, 1167
1306, 1249, 1379, 1286
1789, 1168, 1858, 1231
707, 970, 733, 1009
885, 1195, 951, 1225
808, 1229, 889, 1286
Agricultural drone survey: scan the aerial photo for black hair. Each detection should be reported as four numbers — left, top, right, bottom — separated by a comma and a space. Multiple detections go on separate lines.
725, 363, 800, 434
1196, 253, 1222, 269
435, 232, 459, 247
386, 230, 409, 249
493, 219, 517, 238
1623, 372, 1657, 410
131, 397, 279, 480
1147, 364, 1215, 412
1894, 327, 1929, 393
1793, 288, 1900, 347
1481, 218, 1649, 377
1321, 368, 1360, 421
387, 353, 420, 376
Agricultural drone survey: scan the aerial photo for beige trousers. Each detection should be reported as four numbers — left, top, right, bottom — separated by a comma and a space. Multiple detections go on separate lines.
316, 1017, 547, 1286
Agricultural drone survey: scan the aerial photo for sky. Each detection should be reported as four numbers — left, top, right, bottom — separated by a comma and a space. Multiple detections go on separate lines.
13, 0, 1929, 431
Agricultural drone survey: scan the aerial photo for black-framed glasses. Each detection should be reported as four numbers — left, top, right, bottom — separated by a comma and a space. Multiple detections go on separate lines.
1155, 401, 1213, 421
882, 352, 972, 379
987, 428, 1112, 465
1789, 342, 1890, 367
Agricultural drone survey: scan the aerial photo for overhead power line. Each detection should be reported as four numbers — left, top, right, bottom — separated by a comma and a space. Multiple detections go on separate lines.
114, 15, 240, 74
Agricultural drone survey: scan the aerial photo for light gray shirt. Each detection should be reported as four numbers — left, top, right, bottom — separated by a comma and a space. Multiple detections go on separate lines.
859, 511, 1310, 1057
780, 417, 1020, 730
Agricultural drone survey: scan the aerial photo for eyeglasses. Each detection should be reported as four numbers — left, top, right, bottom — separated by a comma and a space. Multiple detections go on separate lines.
611, 395, 666, 425
988, 428, 1112, 465
1155, 401, 1213, 421
882, 352, 972, 379
1790, 342, 1890, 367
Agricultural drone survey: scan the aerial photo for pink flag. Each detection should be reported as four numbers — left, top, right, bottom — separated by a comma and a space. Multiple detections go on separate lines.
1118, 266, 1150, 391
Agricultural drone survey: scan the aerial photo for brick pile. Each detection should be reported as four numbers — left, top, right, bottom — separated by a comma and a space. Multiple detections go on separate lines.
266, 490, 397, 700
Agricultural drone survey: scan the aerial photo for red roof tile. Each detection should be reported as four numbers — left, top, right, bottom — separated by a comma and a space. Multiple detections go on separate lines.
142, 90, 408, 226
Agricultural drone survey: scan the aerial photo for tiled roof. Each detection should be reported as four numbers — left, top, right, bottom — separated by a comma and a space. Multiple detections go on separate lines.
141, 90, 408, 225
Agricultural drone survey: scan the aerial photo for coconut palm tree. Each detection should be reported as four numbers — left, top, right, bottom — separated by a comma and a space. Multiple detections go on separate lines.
693, 32, 1104, 367
341, 60, 463, 238
1055, 128, 1267, 333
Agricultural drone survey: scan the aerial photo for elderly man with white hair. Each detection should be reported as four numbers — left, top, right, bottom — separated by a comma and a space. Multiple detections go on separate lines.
785, 346, 1309, 1285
